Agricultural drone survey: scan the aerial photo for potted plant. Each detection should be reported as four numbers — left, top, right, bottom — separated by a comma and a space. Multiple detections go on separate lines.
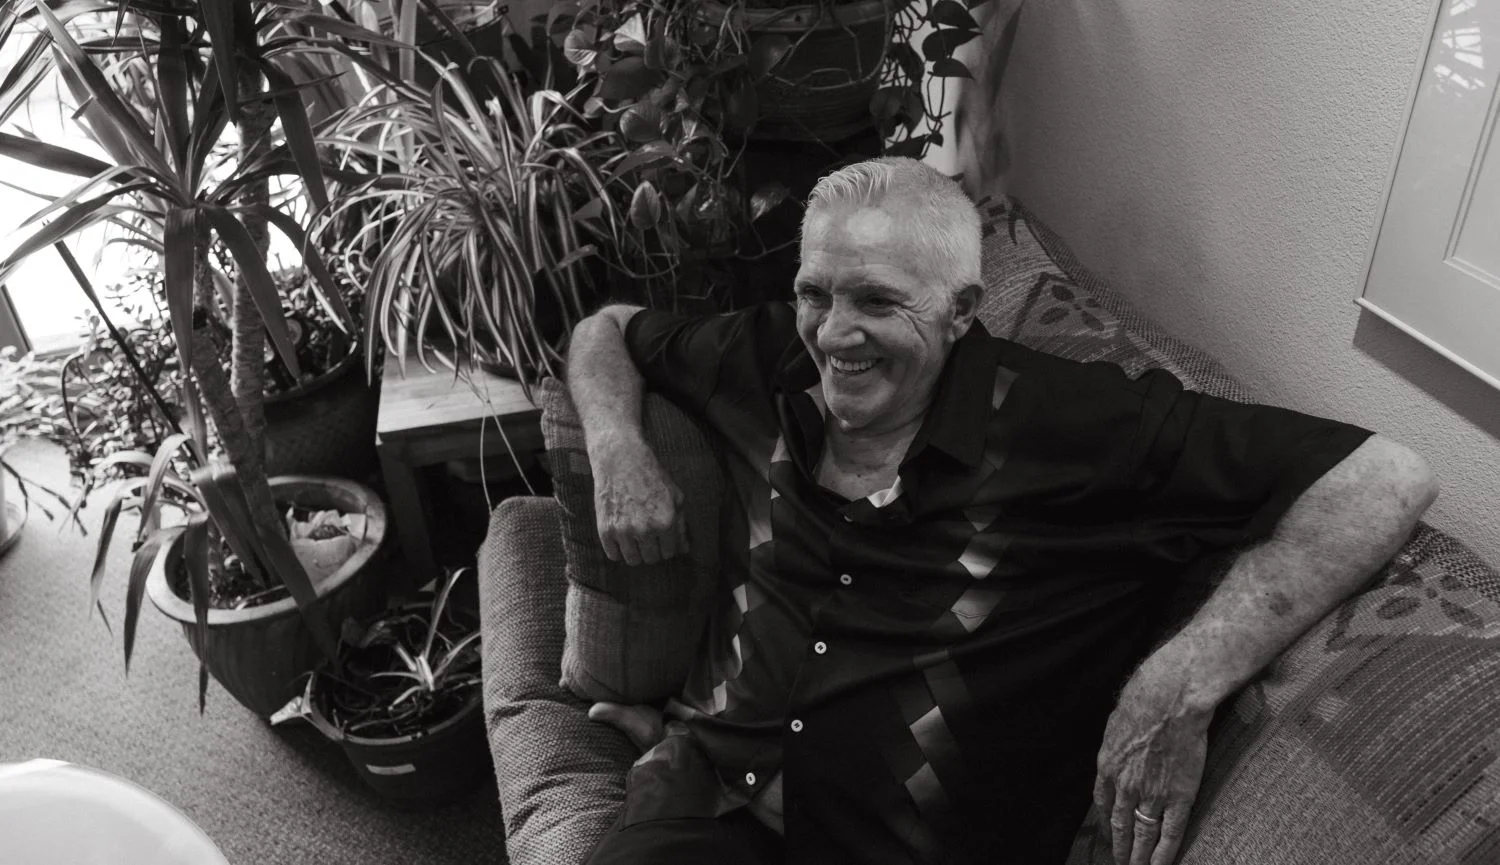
0, 0, 405, 713
543, 0, 1022, 305
273, 566, 488, 805
0, 347, 79, 554
311, 49, 645, 391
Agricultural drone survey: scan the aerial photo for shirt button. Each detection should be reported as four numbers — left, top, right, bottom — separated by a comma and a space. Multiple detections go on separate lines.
839, 574, 853, 586
790, 719, 804, 732
814, 641, 828, 655
745, 772, 757, 786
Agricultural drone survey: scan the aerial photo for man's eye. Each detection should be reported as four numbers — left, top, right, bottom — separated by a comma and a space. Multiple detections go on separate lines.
863, 296, 895, 310
797, 288, 829, 303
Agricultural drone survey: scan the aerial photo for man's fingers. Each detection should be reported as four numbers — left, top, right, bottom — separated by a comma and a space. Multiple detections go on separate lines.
637, 533, 663, 565
658, 524, 679, 561
1110, 796, 1138, 865
616, 534, 643, 566
1149, 802, 1193, 865
599, 528, 622, 563
587, 702, 663, 754
1129, 807, 1162, 865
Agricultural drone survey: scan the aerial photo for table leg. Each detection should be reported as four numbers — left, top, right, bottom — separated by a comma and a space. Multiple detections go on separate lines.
377, 440, 438, 598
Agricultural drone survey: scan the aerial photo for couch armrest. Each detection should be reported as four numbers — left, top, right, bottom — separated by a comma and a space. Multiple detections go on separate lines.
479, 496, 636, 865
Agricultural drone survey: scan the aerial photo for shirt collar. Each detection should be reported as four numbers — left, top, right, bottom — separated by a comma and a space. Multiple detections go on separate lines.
907, 320, 1003, 470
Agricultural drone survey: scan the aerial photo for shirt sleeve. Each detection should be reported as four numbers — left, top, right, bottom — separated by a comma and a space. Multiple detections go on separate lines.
1131, 369, 1374, 565
622, 302, 800, 413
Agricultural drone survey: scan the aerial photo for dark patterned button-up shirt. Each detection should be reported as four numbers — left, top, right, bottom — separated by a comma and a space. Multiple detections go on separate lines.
619, 302, 1372, 864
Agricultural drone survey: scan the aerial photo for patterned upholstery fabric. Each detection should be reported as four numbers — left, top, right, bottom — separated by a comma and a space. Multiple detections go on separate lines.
481, 196, 1500, 865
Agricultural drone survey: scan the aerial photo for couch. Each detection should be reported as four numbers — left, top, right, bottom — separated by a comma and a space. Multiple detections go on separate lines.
479, 197, 1500, 865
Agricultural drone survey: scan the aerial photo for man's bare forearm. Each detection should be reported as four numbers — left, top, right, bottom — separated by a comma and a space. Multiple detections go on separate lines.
568, 304, 647, 459
1141, 435, 1439, 713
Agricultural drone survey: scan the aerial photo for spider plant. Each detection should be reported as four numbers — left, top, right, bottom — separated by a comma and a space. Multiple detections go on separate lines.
0, 0, 405, 707
311, 49, 643, 394
280, 565, 482, 739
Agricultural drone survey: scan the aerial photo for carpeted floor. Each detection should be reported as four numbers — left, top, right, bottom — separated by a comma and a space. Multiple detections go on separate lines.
0, 442, 510, 864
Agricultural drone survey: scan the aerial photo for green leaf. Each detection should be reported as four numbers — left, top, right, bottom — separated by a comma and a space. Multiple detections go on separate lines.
0, 188, 127, 286
155, 10, 189, 171
0, 131, 112, 178
748, 34, 792, 79
181, 379, 208, 461
931, 58, 973, 79
629, 181, 661, 230
598, 56, 663, 101
563, 28, 597, 67
89, 484, 133, 620
287, 13, 411, 48
123, 528, 174, 674
611, 141, 675, 176
163, 207, 197, 382
202, 204, 302, 381
869, 86, 904, 122
0, 31, 55, 127
253, 501, 342, 668
198, 0, 239, 122
927, 0, 980, 30
254, 205, 353, 332
261, 61, 328, 211
137, 433, 195, 544
189, 463, 266, 587
922, 28, 980, 62
181, 511, 210, 709
750, 182, 791, 222
619, 103, 662, 143
33, 1, 168, 177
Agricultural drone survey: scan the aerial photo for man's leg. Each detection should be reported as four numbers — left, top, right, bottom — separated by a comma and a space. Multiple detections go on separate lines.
586, 807, 783, 865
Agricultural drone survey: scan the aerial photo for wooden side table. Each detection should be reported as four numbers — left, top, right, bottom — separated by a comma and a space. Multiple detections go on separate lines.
376, 350, 543, 591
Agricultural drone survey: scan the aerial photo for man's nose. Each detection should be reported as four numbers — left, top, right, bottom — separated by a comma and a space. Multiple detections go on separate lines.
817, 299, 864, 352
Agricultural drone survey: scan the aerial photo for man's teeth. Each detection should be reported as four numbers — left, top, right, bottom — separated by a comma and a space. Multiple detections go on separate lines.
829, 357, 877, 373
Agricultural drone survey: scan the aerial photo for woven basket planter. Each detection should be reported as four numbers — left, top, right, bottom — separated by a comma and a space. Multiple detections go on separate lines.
264, 351, 379, 482
145, 476, 389, 718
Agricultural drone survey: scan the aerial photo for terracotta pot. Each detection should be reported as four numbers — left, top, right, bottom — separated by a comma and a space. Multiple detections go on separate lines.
146, 476, 389, 718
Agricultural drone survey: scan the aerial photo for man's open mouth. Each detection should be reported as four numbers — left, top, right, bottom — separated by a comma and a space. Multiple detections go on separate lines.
828, 356, 879, 375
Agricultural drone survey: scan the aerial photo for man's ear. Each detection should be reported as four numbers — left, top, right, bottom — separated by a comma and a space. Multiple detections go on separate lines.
951, 283, 985, 336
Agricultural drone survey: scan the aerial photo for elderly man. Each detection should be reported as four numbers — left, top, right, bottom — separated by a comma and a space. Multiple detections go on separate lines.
566, 157, 1436, 865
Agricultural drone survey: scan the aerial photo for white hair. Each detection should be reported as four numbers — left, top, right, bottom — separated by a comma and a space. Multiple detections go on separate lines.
804, 157, 982, 295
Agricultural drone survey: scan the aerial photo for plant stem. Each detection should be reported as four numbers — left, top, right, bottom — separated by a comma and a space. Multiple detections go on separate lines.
230, 61, 272, 459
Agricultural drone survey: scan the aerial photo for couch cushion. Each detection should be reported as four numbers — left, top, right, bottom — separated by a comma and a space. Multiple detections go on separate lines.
1065, 523, 1500, 865
538, 378, 724, 704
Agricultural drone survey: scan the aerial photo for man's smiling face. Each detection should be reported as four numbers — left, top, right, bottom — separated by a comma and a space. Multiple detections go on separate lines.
795, 204, 970, 436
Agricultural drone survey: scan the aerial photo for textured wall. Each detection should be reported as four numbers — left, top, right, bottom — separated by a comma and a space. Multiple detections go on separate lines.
959, 0, 1500, 565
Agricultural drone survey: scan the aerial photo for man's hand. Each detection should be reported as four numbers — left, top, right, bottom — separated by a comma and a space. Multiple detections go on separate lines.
592, 437, 689, 566
588, 702, 666, 754
1093, 659, 1212, 865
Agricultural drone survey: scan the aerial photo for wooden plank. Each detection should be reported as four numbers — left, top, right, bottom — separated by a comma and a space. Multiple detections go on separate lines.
377, 349, 539, 441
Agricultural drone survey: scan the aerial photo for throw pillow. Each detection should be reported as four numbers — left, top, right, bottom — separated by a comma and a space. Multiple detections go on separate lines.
538, 378, 724, 705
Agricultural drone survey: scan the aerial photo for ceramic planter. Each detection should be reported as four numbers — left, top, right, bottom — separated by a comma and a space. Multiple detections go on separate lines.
146, 476, 389, 718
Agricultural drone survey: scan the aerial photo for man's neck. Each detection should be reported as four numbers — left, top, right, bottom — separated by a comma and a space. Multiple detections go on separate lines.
817, 414, 925, 501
